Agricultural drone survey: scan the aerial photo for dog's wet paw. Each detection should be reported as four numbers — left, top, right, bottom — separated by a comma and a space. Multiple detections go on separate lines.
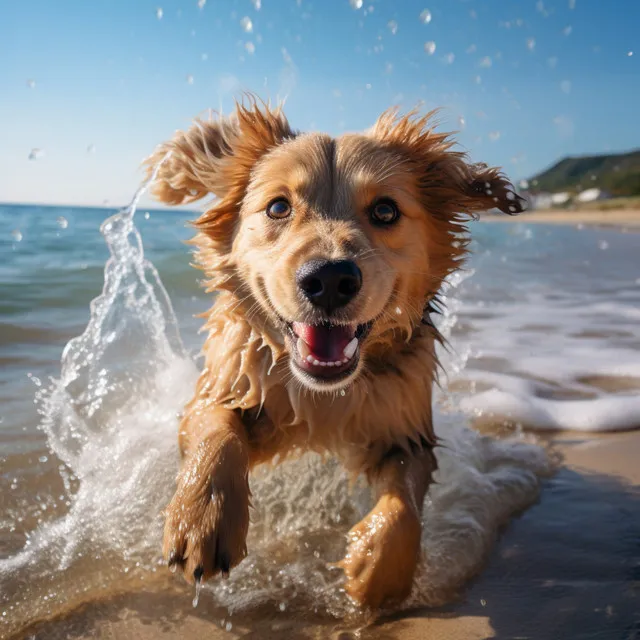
163, 460, 249, 584
339, 495, 421, 609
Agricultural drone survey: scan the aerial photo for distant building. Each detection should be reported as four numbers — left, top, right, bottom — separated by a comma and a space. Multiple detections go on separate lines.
575, 188, 611, 203
551, 192, 571, 206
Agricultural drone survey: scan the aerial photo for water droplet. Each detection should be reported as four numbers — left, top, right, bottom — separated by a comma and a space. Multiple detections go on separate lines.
340, 389, 346, 396
479, 56, 492, 68
225, 622, 233, 631
489, 131, 501, 142
384, 62, 393, 74
186, 74, 194, 85
245, 41, 255, 54
279, 602, 287, 611
458, 116, 466, 127
481, 598, 487, 606
144, 212, 151, 220
424, 41, 436, 55
57, 216, 68, 229
419, 9, 432, 24
11, 229, 23, 242
547, 56, 558, 68
240, 16, 253, 32
569, 0, 576, 8
27, 79, 36, 89
444, 52, 455, 64
474, 75, 482, 84
387, 20, 398, 35
563, 25, 573, 36
599, 240, 609, 251
526, 38, 536, 51
201, 52, 209, 61
560, 80, 572, 94
197, 0, 206, 9
628, 51, 634, 57
252, 0, 262, 9
466, 44, 477, 54
156, 7, 163, 19
39, 455, 48, 463
87, 143, 96, 154
192, 579, 203, 608
349, 0, 363, 9
28, 148, 44, 161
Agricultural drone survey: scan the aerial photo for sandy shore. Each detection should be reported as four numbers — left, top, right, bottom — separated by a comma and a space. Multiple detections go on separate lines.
23, 430, 639, 640
484, 208, 640, 229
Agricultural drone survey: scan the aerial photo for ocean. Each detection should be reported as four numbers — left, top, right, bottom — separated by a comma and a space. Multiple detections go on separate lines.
1, 198, 639, 638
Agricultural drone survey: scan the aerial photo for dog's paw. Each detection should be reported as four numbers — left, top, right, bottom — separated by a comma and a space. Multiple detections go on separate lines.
162, 459, 250, 584
339, 495, 421, 609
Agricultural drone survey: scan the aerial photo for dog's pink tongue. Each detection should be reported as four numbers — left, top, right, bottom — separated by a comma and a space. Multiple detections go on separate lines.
293, 322, 354, 361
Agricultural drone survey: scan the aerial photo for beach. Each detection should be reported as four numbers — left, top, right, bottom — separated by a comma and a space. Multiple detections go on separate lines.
2, 203, 639, 639
486, 207, 640, 229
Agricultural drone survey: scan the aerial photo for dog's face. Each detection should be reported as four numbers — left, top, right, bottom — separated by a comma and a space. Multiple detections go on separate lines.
147, 103, 523, 392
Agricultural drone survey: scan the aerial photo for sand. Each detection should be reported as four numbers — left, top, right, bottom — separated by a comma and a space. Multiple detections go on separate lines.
484, 208, 640, 229
21, 430, 639, 640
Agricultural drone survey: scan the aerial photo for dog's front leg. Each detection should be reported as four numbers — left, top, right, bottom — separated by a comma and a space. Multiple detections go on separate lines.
340, 445, 437, 608
163, 406, 250, 584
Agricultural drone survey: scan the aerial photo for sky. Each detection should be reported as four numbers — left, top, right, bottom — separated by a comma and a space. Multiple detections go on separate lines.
1, 0, 638, 207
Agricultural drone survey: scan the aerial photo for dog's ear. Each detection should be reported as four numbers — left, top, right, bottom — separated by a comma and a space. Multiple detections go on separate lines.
370, 109, 525, 219
143, 101, 295, 206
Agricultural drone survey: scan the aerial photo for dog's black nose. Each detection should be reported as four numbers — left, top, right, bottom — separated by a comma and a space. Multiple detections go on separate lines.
296, 259, 362, 312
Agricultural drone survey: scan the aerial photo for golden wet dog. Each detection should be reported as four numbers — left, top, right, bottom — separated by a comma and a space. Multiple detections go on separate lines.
145, 99, 523, 608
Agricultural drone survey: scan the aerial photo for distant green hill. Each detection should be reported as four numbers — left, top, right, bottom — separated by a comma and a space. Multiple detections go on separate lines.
528, 149, 640, 197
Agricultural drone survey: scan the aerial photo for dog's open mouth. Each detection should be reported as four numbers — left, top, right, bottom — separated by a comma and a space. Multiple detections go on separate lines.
287, 321, 372, 382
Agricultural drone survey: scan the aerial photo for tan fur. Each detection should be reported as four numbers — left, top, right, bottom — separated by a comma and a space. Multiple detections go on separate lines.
146, 97, 523, 607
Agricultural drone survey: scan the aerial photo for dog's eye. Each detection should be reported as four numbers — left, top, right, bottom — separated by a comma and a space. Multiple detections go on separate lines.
266, 198, 292, 220
370, 199, 400, 225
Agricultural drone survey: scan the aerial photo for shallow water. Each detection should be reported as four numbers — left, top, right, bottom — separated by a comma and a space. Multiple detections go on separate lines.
1, 200, 639, 638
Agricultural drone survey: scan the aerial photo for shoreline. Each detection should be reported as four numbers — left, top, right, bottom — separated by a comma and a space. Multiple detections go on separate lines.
482, 207, 640, 229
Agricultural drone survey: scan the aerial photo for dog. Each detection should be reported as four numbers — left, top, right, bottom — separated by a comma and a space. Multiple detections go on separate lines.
145, 98, 523, 608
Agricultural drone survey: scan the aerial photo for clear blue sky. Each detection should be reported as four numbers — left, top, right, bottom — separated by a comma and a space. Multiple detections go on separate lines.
1, 0, 638, 206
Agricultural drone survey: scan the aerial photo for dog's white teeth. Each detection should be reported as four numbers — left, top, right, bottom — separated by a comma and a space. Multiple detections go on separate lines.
297, 338, 311, 359
313, 359, 322, 366
306, 355, 315, 364
326, 361, 335, 367
343, 337, 359, 360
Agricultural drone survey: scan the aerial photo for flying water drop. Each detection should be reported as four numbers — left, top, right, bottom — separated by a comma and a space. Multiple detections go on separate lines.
156, 7, 163, 20
419, 9, 432, 24
245, 41, 256, 54
387, 20, 398, 35
424, 41, 436, 55
240, 16, 253, 32
527, 38, 536, 51
192, 578, 203, 608
57, 216, 69, 230
28, 148, 44, 161
349, 0, 363, 9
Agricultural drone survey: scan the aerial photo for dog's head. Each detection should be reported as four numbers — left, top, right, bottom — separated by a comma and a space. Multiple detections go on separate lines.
146, 100, 524, 392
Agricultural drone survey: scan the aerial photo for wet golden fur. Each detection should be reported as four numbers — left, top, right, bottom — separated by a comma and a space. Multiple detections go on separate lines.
146, 98, 523, 608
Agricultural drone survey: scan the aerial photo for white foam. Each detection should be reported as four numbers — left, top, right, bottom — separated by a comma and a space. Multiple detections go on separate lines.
440, 232, 640, 433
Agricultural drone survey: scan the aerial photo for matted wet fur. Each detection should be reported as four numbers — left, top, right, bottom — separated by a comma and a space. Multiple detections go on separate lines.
145, 97, 524, 609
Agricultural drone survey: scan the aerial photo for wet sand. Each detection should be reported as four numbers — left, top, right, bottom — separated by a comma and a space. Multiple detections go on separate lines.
485, 207, 640, 229
21, 431, 640, 640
